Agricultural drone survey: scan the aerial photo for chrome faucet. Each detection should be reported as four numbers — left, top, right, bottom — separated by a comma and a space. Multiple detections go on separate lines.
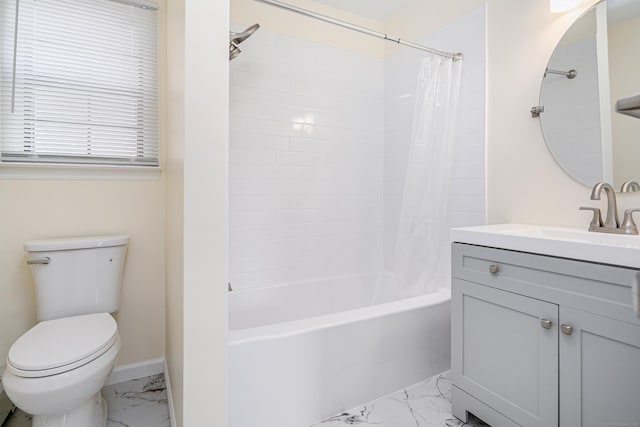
619, 180, 640, 235
621, 180, 640, 193
580, 182, 639, 235
590, 182, 619, 229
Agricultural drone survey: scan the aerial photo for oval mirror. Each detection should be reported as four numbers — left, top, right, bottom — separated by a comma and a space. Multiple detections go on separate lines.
538, 0, 640, 189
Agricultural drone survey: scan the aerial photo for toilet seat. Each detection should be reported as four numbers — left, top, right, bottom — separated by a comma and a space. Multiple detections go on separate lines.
7, 313, 118, 378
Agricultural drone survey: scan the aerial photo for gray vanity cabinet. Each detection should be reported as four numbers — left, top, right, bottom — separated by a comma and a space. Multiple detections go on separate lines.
451, 243, 640, 427
452, 279, 559, 427
559, 307, 640, 427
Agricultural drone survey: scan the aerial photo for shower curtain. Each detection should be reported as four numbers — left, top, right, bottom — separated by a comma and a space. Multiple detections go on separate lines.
392, 55, 463, 299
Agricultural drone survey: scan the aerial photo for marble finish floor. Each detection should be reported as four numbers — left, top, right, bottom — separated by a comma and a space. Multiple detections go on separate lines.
2, 371, 482, 427
2, 374, 171, 427
310, 371, 488, 427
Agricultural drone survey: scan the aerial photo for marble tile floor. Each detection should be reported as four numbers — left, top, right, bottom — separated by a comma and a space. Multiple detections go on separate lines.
310, 371, 489, 427
1, 370, 483, 427
2, 374, 171, 427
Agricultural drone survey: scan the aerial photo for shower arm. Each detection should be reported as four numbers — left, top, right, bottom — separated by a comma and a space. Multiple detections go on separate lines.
253, 0, 463, 61
230, 23, 260, 45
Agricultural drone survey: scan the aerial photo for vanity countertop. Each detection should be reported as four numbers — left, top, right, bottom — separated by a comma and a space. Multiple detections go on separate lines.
451, 224, 640, 269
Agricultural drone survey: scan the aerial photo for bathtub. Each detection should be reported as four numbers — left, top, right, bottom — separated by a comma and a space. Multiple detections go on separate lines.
228, 274, 451, 427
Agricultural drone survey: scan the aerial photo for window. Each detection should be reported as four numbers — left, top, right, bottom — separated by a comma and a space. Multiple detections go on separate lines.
0, 0, 159, 168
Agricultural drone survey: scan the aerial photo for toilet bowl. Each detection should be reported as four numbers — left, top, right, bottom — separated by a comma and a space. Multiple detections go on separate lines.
2, 235, 129, 427
3, 313, 121, 427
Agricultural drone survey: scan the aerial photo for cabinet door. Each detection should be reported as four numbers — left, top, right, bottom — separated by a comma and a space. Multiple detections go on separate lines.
452, 279, 559, 427
560, 306, 640, 427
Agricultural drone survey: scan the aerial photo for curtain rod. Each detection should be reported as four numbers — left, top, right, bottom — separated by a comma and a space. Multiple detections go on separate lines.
254, 0, 463, 61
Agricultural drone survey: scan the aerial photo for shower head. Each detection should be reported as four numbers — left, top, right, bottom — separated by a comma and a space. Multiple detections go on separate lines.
230, 23, 260, 45
229, 23, 259, 61
229, 42, 241, 60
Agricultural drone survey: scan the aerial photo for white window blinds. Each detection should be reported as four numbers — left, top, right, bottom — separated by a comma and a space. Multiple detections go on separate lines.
0, 0, 159, 166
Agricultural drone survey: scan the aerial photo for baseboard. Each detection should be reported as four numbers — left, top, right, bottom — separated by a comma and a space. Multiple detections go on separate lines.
164, 360, 177, 427
105, 357, 165, 386
0, 375, 15, 427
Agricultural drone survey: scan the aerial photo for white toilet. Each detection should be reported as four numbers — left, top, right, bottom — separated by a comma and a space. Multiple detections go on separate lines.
2, 235, 129, 427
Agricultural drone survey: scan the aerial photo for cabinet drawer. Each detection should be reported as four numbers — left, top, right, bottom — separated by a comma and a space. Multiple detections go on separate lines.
452, 243, 640, 326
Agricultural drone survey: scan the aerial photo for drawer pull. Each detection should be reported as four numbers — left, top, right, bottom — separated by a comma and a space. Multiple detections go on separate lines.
561, 324, 573, 335
489, 264, 499, 274
27, 257, 50, 265
541, 319, 553, 329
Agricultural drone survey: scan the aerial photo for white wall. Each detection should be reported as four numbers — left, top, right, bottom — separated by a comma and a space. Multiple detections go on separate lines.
229, 27, 384, 290
383, 5, 487, 271
182, 0, 229, 425
165, 1, 229, 426
162, 1, 231, 426
221, 0, 640, 422
156, 3, 640, 427
229, 3, 487, 290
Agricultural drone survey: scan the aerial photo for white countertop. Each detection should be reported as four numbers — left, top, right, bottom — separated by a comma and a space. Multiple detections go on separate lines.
451, 224, 640, 270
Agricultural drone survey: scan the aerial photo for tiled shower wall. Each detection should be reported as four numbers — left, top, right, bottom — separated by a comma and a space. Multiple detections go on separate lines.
229, 27, 385, 290
229, 5, 486, 290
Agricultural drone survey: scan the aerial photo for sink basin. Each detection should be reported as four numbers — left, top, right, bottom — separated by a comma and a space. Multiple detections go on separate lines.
451, 224, 640, 269
501, 227, 640, 248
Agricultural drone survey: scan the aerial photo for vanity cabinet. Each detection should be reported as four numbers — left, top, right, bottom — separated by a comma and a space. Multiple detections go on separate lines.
451, 243, 640, 427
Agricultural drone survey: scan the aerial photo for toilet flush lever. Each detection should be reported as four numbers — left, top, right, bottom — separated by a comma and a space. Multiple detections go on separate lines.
27, 257, 50, 265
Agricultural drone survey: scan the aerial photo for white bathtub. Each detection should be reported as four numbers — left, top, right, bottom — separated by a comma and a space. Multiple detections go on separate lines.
228, 275, 451, 427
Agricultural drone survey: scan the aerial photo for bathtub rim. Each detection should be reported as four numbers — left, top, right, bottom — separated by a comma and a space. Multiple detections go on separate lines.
228, 287, 451, 346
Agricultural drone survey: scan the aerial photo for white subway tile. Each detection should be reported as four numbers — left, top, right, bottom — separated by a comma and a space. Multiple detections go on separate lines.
229, 148, 277, 165
230, 132, 290, 151
229, 18, 485, 288
229, 271, 277, 290
275, 151, 318, 167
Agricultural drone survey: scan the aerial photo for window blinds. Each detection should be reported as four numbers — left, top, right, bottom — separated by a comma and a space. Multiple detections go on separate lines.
0, 0, 159, 166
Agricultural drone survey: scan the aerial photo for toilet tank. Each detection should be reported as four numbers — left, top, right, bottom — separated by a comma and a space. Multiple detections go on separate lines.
24, 235, 130, 322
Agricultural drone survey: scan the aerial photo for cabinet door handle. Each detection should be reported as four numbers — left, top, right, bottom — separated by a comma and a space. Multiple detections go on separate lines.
541, 319, 553, 329
27, 257, 50, 265
561, 324, 573, 335
489, 264, 499, 274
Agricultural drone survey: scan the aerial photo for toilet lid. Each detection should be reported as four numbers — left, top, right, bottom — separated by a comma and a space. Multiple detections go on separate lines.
8, 313, 118, 376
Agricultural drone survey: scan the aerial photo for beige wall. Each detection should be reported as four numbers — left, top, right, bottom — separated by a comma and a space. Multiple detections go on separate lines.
0, 0, 167, 378
165, 0, 185, 423
387, 0, 640, 225
485, 0, 639, 224
0, 180, 166, 369
609, 14, 640, 186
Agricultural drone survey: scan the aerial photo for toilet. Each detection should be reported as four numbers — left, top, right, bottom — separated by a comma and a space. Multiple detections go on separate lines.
2, 235, 129, 427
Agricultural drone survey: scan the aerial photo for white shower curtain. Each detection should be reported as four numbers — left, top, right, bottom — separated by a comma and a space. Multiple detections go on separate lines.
392, 55, 463, 299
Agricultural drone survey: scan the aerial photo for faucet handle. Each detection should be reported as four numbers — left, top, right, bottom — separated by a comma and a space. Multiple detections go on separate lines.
620, 208, 640, 235
621, 180, 640, 193
579, 206, 603, 231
